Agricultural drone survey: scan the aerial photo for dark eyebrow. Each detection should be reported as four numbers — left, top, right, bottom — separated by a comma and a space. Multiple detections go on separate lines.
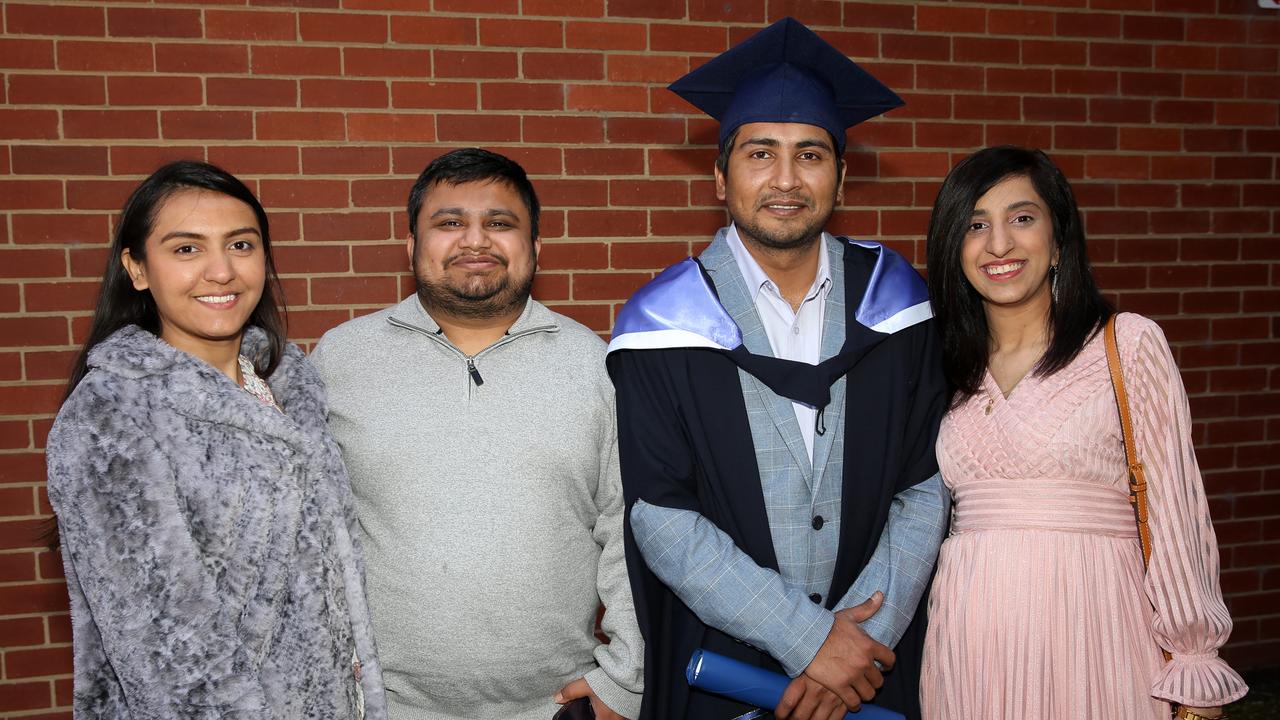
430, 207, 520, 220
1007, 200, 1041, 212
739, 137, 780, 148
158, 227, 259, 243
796, 137, 834, 152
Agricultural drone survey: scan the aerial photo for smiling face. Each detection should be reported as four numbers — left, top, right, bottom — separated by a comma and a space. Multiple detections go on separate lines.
120, 188, 265, 363
961, 173, 1059, 315
409, 178, 540, 320
715, 121, 845, 252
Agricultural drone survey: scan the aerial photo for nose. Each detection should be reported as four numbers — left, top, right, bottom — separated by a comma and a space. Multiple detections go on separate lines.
458, 220, 492, 251
204, 247, 235, 283
770, 157, 801, 193
986, 222, 1014, 258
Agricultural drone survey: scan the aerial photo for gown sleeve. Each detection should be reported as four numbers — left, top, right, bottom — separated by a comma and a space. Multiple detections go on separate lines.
1117, 314, 1249, 707
47, 409, 272, 716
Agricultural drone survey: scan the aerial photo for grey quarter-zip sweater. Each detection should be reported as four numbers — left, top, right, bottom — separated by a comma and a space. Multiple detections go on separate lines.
310, 295, 643, 720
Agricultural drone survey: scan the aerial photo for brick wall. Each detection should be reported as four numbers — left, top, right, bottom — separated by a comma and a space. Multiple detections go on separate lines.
1, 0, 1277, 715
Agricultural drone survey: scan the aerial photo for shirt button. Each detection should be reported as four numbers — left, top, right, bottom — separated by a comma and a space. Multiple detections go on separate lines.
811, 515, 825, 530
809, 593, 822, 604
792, 325, 800, 335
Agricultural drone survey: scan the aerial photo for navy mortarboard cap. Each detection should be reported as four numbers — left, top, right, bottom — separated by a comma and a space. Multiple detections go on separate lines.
668, 17, 904, 154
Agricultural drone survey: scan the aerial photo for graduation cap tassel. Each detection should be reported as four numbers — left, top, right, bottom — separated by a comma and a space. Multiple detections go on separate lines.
815, 407, 826, 436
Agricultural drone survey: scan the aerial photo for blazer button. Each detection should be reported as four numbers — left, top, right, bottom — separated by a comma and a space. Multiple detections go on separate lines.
809, 593, 822, 604
811, 515, 825, 530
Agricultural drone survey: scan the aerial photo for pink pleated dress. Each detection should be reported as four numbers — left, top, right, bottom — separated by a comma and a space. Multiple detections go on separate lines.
921, 314, 1248, 719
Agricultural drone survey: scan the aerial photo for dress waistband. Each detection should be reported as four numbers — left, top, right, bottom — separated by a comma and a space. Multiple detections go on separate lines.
950, 480, 1138, 537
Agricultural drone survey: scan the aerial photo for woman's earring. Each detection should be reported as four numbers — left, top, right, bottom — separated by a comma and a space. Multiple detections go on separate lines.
1050, 263, 1059, 304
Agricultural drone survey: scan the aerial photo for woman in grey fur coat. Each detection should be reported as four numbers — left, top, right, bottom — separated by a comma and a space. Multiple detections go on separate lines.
45, 161, 387, 719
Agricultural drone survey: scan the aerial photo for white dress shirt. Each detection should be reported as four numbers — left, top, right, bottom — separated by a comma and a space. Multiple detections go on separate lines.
725, 224, 833, 459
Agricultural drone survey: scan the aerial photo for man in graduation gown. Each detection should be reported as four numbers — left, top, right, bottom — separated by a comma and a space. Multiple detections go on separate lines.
606, 18, 949, 720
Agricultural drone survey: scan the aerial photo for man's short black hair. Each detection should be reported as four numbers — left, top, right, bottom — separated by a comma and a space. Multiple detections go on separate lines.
407, 147, 541, 241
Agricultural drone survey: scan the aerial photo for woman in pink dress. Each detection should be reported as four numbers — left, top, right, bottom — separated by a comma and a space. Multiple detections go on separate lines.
919, 146, 1247, 720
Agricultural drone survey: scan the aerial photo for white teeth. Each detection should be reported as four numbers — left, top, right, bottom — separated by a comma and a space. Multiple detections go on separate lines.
983, 262, 1024, 276
197, 294, 236, 303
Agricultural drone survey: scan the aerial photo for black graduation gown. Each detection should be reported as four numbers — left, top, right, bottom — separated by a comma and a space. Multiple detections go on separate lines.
607, 242, 947, 720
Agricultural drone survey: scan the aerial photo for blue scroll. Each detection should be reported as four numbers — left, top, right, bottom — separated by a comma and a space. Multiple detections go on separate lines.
686, 649, 905, 720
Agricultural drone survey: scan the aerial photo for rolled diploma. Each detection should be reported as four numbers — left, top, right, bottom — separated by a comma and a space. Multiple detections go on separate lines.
685, 649, 905, 720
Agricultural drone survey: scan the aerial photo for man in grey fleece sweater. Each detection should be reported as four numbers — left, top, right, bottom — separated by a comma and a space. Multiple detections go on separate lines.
310, 148, 643, 720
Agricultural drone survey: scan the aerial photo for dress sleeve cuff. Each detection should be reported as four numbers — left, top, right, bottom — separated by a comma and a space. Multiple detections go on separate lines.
1150, 651, 1249, 707
585, 666, 643, 720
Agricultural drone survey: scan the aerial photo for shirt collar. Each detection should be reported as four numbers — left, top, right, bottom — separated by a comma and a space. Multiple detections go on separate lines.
725, 223, 833, 304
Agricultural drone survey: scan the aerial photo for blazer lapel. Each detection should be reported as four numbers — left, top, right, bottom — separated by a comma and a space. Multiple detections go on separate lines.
810, 236, 846, 495
701, 231, 814, 480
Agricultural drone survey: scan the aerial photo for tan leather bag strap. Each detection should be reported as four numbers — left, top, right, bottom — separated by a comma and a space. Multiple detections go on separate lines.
1103, 314, 1173, 664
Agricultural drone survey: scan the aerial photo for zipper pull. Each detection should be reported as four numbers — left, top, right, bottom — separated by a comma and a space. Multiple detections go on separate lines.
466, 358, 484, 386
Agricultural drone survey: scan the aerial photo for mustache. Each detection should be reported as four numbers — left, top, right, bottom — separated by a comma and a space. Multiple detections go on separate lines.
756, 194, 812, 209
445, 250, 508, 268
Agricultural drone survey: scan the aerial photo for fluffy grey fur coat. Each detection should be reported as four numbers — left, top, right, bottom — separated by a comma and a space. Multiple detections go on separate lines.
46, 325, 387, 719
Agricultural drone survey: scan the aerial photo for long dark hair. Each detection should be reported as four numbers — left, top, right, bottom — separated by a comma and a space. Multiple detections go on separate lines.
925, 145, 1113, 405
65, 160, 287, 399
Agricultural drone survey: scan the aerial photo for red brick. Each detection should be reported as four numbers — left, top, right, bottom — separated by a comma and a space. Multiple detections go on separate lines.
0, 616, 43, 646
436, 114, 520, 142
0, 180, 64, 210
581, 83, 662, 114
205, 9, 297, 40
987, 8, 1054, 36
0, 453, 46, 485
1214, 156, 1272, 180
566, 148, 644, 175
205, 146, 299, 176
525, 0, 605, 17
272, 244, 349, 274
389, 16, 477, 45
917, 5, 985, 33
607, 54, 689, 84
1151, 155, 1211, 180
1184, 128, 1244, 153
349, 243, 408, 275
155, 42, 250, 74
524, 52, 605, 80
161, 110, 253, 141
347, 113, 435, 142
1089, 98, 1152, 124
67, 179, 139, 211
8, 74, 104, 106
433, 50, 512, 79
208, 78, 297, 108
300, 11, 388, 43
301, 212, 391, 242
960, 38, 1021, 65
341, 47, 431, 78
12, 214, 109, 245
609, 180, 687, 207
11, 146, 108, 176
573, 270, 650, 299
0, 38, 55, 69
301, 79, 388, 109
62, 109, 155, 140
480, 82, 564, 111
7, 3, 105, 37
1187, 75, 1247, 104
1218, 102, 1279, 127
916, 63, 984, 92
1116, 182, 1177, 207
538, 242, 609, 271
259, 179, 349, 209
1055, 68, 1118, 95
1123, 14, 1184, 41
648, 23, 727, 53
310, 275, 399, 306
289, 308, 355, 339
351, 178, 404, 208
1154, 100, 1214, 125
252, 46, 342, 76
392, 81, 478, 110
108, 7, 201, 38
255, 112, 345, 141
478, 18, 562, 48
108, 76, 203, 107
23, 350, 76, 382
3, 646, 72, 679
56, 40, 152, 72
1056, 12, 1121, 38
0, 421, 31, 451
301, 147, 388, 176
953, 94, 1017, 121
434, 0, 517, 11
882, 33, 950, 62
24, 281, 97, 312
1023, 39, 1087, 66
1090, 42, 1153, 69
843, 2, 915, 30
0, 679, 50, 712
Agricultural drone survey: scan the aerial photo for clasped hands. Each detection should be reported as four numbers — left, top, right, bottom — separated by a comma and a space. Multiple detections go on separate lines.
775, 591, 895, 720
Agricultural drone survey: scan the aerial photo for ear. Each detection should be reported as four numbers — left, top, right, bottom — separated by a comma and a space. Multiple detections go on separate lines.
532, 236, 543, 270
714, 162, 727, 202
836, 159, 848, 204
405, 232, 416, 270
119, 249, 149, 291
